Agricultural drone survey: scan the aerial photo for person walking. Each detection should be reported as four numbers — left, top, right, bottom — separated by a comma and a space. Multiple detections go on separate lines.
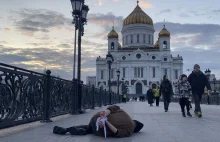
123, 94, 127, 103
188, 64, 211, 117
159, 75, 173, 112
147, 88, 154, 106
176, 74, 192, 117
153, 87, 160, 107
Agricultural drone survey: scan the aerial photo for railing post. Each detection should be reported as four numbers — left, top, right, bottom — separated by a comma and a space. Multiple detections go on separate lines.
104, 89, 107, 106
92, 85, 95, 109
99, 87, 102, 107
41, 70, 52, 122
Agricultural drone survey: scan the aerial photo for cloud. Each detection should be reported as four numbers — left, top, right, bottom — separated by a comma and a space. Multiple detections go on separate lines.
179, 13, 190, 18
113, 0, 119, 2
158, 9, 171, 15
98, 0, 103, 6
139, 1, 152, 8
12, 9, 71, 36
4, 28, 11, 32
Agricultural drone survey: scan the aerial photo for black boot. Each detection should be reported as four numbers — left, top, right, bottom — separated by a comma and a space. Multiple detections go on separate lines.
187, 111, 192, 117
53, 126, 67, 135
67, 127, 87, 135
182, 111, 186, 117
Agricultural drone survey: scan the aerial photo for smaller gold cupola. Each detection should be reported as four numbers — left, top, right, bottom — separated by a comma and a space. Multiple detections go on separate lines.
107, 27, 118, 39
159, 25, 170, 37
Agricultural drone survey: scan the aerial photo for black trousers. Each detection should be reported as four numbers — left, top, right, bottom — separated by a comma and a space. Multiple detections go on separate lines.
163, 93, 170, 111
193, 94, 202, 113
155, 97, 160, 106
67, 119, 143, 135
179, 98, 190, 112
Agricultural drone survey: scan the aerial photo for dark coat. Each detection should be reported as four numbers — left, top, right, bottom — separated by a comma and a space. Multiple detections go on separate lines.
147, 89, 154, 104
188, 71, 211, 95
159, 80, 173, 97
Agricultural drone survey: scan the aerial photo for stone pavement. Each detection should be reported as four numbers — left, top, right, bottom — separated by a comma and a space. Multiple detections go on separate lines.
1, 102, 220, 142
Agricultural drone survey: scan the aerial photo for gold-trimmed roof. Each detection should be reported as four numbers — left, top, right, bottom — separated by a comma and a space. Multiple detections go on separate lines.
159, 26, 170, 37
123, 3, 153, 27
107, 27, 118, 38
154, 40, 159, 48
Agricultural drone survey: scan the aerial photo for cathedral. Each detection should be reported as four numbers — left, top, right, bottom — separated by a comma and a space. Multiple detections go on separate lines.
95, 2, 183, 96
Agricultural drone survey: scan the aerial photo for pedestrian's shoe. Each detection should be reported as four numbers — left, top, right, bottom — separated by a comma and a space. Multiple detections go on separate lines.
197, 112, 202, 118
182, 112, 186, 117
165, 110, 168, 112
194, 111, 202, 118
187, 111, 192, 117
68, 127, 87, 135
53, 126, 67, 135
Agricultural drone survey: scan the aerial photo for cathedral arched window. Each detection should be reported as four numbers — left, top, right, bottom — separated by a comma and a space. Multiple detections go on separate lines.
126, 36, 128, 45
111, 42, 114, 49
163, 41, 167, 49
143, 34, 146, 43
137, 34, 139, 43
131, 35, 133, 43
153, 67, 156, 78
148, 35, 151, 44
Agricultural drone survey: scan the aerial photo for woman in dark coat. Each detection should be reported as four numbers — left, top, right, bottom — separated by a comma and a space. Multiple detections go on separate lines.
159, 75, 173, 112
147, 88, 154, 106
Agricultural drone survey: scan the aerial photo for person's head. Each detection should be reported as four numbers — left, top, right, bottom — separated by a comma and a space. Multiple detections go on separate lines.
133, 120, 144, 133
194, 64, 200, 72
180, 74, 187, 82
163, 75, 168, 81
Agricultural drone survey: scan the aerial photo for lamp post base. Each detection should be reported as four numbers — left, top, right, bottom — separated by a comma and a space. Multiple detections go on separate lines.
78, 109, 85, 114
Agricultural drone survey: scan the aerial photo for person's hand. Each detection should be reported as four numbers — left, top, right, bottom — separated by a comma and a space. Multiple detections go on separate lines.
98, 121, 104, 128
99, 111, 105, 118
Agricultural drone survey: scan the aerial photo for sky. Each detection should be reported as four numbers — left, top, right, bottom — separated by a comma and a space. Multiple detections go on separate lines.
0, 0, 220, 82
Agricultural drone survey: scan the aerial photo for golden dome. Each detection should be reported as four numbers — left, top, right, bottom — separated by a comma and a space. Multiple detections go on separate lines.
123, 3, 153, 27
159, 26, 170, 37
154, 40, 159, 48
108, 27, 118, 38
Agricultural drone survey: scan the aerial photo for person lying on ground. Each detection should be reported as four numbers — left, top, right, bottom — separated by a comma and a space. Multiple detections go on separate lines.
53, 105, 144, 138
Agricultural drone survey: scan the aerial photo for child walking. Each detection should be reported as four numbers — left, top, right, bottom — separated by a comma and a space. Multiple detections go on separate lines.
177, 74, 192, 117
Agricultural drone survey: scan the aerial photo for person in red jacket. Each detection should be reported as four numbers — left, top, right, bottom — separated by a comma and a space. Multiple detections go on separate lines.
53, 105, 144, 138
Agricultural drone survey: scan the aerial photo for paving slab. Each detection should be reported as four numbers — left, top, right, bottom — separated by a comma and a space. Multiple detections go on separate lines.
1, 102, 220, 142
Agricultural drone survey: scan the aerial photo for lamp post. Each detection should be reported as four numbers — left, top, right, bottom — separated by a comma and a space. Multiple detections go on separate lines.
213, 77, 216, 92
116, 69, 120, 96
106, 52, 114, 105
70, 0, 89, 113
205, 69, 211, 105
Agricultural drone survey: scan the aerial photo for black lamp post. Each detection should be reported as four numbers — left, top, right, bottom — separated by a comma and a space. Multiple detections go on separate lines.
205, 69, 211, 104
70, 0, 89, 114
116, 69, 120, 96
106, 52, 114, 105
213, 77, 216, 92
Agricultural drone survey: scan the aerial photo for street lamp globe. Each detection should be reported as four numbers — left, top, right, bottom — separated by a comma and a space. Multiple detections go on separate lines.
116, 69, 120, 77
82, 5, 89, 23
207, 69, 211, 76
106, 52, 114, 64
70, 0, 83, 15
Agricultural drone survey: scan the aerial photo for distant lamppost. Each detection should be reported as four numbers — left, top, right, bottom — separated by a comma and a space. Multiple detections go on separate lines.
106, 52, 114, 105
116, 69, 120, 96
213, 77, 216, 92
205, 69, 211, 104
70, 0, 89, 113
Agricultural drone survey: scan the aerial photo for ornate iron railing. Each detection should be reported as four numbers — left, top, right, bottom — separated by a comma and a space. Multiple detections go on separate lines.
0, 62, 121, 129
171, 94, 220, 105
